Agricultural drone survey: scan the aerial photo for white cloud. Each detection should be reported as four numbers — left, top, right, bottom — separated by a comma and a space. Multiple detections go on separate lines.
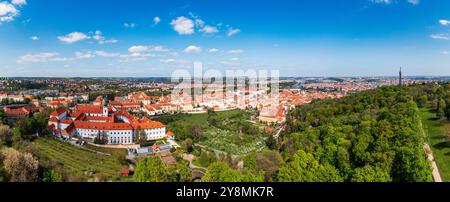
370, 0, 391, 4
121, 47, 163, 62
170, 16, 195, 35
124, 22, 136, 28
128, 45, 148, 53
92, 30, 118, 44
50, 57, 73, 62
150, 45, 170, 52
160, 59, 176, 64
0, 2, 19, 23
439, 19, 450, 26
31, 36, 39, 40
227, 28, 241, 37
119, 52, 155, 63
230, 57, 239, 61
58, 32, 89, 44
407, 0, 420, 5
208, 48, 219, 53
370, 0, 419, 5
128, 45, 169, 53
76, 50, 119, 59
430, 33, 449, 40
17, 52, 60, 63
199, 25, 218, 34
11, 0, 26, 6
184, 45, 202, 53
94, 51, 119, 57
153, 17, 161, 25
441, 51, 450, 55
195, 19, 205, 27
160, 58, 192, 66
75, 51, 95, 59
227, 49, 244, 54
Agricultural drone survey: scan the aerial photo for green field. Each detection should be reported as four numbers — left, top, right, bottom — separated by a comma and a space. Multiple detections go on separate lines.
33, 137, 127, 181
166, 110, 268, 155
419, 108, 450, 181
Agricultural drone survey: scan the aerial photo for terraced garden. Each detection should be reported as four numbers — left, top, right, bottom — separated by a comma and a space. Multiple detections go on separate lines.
166, 110, 268, 155
33, 137, 127, 181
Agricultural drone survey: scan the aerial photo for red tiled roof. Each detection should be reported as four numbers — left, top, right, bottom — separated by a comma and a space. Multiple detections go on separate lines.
50, 107, 67, 117
48, 117, 59, 122
166, 131, 174, 136
4, 107, 29, 116
75, 105, 103, 114
129, 92, 151, 101
152, 144, 160, 150
144, 105, 156, 112
73, 120, 133, 130
60, 119, 73, 124
86, 116, 111, 122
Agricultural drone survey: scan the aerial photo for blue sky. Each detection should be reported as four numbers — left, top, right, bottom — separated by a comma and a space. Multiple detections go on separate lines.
0, 0, 450, 77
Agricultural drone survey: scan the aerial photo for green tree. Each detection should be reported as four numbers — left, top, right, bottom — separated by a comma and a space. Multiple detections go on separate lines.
243, 153, 257, 172
445, 97, 450, 120
135, 128, 147, 146
133, 156, 168, 182
94, 131, 108, 145
0, 109, 6, 125
350, 165, 391, 182
182, 138, 193, 153
436, 98, 446, 119
199, 162, 263, 182
188, 124, 203, 141
167, 163, 192, 182
416, 95, 428, 108
265, 135, 277, 150
42, 170, 64, 182
392, 147, 433, 182
0, 125, 13, 147
277, 150, 343, 182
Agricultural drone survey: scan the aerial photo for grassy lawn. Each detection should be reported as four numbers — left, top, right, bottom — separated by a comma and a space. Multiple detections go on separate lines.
33, 137, 128, 181
83, 144, 127, 157
166, 110, 267, 155
419, 108, 450, 181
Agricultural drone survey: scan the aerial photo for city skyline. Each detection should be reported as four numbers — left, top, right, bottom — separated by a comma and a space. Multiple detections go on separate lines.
1, 0, 450, 77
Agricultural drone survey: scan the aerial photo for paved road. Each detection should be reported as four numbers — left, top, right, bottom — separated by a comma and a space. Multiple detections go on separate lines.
424, 143, 443, 182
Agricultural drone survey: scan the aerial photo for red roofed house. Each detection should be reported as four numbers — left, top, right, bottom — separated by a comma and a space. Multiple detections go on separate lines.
48, 104, 166, 145
128, 92, 152, 105
3, 107, 30, 117
166, 131, 175, 140
258, 105, 286, 124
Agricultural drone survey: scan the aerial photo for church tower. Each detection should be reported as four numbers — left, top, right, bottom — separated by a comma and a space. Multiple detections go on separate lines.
103, 96, 109, 117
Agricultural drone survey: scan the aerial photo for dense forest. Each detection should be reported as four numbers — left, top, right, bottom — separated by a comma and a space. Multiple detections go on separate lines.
280, 86, 427, 182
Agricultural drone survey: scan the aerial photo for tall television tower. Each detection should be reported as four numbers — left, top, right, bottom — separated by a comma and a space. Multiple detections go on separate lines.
399, 67, 403, 88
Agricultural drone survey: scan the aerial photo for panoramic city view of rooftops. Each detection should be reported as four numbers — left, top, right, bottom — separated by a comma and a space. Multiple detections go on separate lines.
0, 0, 450, 186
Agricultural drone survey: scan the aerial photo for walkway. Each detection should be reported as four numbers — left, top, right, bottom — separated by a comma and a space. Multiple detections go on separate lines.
182, 153, 207, 172
424, 143, 443, 182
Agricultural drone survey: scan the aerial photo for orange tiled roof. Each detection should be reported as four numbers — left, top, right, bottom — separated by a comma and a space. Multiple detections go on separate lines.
50, 107, 67, 117
4, 107, 29, 116
73, 120, 133, 130
75, 105, 103, 114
